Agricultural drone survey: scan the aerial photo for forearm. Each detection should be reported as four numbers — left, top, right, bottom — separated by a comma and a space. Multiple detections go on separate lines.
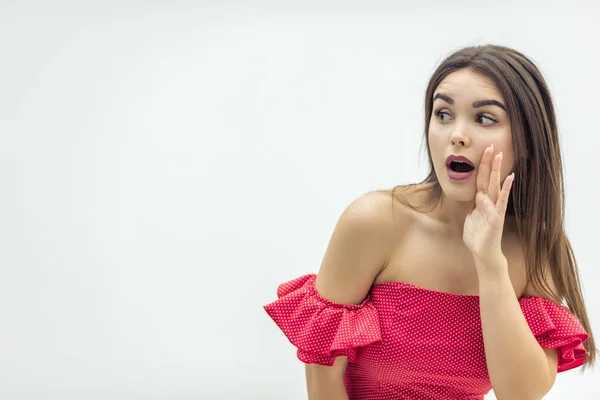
477, 261, 552, 399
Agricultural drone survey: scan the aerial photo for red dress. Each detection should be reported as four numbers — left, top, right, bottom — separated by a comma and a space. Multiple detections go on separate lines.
264, 274, 589, 400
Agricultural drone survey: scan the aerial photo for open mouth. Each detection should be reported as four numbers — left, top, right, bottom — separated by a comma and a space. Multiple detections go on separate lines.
449, 161, 475, 173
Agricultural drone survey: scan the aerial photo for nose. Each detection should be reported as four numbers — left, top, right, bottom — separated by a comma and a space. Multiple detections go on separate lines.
450, 125, 470, 147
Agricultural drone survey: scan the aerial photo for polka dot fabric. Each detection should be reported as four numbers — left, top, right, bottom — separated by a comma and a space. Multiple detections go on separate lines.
519, 296, 589, 372
264, 274, 590, 400
263, 274, 382, 365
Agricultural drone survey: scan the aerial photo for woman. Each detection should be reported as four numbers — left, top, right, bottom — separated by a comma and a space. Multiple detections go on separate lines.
263, 44, 596, 400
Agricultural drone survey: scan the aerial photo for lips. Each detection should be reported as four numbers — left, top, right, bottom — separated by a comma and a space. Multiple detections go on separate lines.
446, 155, 475, 167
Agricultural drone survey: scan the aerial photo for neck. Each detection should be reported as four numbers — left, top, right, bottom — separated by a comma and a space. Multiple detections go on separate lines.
426, 185, 516, 237
431, 191, 475, 236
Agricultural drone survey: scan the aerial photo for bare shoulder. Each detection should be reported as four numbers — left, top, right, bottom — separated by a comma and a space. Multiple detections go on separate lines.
343, 190, 398, 232
314, 190, 405, 305
370, 185, 425, 223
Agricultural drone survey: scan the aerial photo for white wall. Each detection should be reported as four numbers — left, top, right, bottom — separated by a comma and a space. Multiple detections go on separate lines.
0, 0, 598, 399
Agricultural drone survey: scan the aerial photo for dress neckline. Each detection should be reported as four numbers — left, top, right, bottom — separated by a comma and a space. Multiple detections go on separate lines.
371, 280, 542, 302
371, 280, 480, 298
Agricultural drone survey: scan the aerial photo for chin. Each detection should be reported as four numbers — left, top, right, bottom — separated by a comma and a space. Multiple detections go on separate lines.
439, 177, 477, 202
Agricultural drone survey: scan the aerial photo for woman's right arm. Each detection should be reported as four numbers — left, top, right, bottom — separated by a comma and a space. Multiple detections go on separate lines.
305, 358, 349, 400
304, 192, 395, 400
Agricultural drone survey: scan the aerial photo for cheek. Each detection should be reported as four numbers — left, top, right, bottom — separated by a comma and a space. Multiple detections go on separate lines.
427, 128, 445, 155
499, 133, 514, 174
502, 153, 515, 176
428, 130, 451, 173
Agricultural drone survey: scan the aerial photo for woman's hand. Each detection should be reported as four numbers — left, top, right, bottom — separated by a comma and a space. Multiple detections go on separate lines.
463, 144, 515, 271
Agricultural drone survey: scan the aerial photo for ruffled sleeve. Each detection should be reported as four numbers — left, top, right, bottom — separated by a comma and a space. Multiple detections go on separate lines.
263, 274, 382, 366
519, 296, 589, 372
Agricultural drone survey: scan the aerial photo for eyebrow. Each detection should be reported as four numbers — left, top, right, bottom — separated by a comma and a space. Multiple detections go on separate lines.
433, 93, 507, 112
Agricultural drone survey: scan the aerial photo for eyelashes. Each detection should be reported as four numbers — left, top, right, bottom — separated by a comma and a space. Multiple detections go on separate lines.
433, 109, 498, 126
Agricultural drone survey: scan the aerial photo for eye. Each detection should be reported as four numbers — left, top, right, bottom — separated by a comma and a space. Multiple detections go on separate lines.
476, 114, 497, 126
433, 109, 452, 122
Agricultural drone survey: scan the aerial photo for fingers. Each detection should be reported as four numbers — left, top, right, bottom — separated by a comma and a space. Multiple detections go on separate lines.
495, 173, 515, 216
476, 145, 494, 193
488, 152, 503, 203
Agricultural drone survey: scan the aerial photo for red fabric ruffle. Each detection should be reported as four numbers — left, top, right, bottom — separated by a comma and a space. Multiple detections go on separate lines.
519, 296, 589, 372
264, 274, 382, 366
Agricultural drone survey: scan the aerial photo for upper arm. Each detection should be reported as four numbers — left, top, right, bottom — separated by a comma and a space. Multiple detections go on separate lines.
306, 192, 395, 381
314, 191, 395, 305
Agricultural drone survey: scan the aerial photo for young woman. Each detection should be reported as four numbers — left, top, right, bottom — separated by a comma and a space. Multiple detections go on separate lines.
264, 44, 596, 400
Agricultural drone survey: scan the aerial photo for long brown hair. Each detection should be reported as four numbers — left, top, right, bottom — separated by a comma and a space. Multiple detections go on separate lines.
380, 44, 597, 371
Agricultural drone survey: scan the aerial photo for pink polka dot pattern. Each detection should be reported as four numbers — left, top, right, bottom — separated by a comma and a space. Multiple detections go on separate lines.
264, 274, 590, 400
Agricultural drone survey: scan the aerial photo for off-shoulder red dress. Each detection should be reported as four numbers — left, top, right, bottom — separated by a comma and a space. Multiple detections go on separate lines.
264, 274, 589, 400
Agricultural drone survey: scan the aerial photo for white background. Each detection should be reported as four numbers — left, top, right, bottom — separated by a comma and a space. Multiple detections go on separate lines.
0, 0, 598, 399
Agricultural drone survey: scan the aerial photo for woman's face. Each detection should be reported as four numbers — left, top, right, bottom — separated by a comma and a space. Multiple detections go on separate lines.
428, 68, 515, 202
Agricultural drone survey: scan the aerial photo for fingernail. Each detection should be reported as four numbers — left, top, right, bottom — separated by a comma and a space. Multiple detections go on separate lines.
491, 144, 494, 152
